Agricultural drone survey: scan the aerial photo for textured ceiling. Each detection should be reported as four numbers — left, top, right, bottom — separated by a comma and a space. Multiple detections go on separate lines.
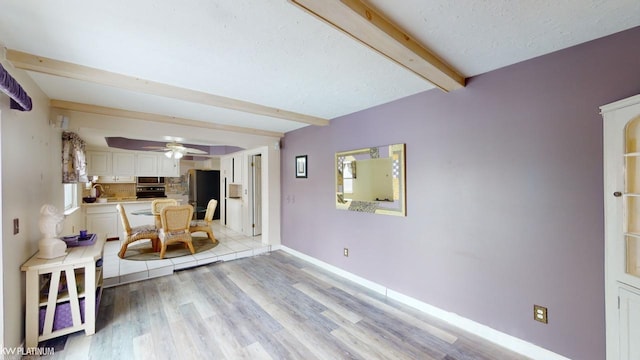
0, 0, 639, 149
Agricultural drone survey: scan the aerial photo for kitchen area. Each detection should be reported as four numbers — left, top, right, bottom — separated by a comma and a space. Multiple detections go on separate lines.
80, 148, 221, 239
73, 147, 269, 287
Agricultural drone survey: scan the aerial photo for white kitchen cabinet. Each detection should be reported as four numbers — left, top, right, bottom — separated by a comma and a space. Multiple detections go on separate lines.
112, 152, 135, 176
232, 154, 243, 183
86, 151, 112, 176
158, 156, 179, 177
85, 205, 119, 239
96, 176, 135, 183
227, 198, 243, 233
84, 201, 154, 240
136, 153, 158, 176
602, 94, 640, 360
87, 151, 134, 177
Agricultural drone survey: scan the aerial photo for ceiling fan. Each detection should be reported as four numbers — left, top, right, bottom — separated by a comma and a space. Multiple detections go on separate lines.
145, 142, 208, 159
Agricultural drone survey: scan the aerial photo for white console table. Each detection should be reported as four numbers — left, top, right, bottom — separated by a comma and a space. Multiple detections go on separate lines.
21, 235, 106, 349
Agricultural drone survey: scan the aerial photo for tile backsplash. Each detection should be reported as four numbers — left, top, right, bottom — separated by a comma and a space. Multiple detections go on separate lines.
88, 183, 136, 198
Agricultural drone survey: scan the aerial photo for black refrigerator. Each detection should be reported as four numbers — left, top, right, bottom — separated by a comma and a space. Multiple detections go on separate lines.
187, 169, 221, 220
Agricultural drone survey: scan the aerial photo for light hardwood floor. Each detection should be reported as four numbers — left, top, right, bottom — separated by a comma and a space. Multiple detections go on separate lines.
42, 251, 528, 359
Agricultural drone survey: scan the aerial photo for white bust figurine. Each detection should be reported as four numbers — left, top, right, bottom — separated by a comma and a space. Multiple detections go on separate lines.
37, 204, 67, 259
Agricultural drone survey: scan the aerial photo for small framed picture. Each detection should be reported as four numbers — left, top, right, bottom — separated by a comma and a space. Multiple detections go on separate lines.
296, 155, 307, 178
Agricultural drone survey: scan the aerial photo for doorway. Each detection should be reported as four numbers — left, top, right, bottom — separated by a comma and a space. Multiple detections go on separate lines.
251, 154, 262, 236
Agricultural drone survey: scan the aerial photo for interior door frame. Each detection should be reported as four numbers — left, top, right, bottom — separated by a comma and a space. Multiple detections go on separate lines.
250, 154, 263, 236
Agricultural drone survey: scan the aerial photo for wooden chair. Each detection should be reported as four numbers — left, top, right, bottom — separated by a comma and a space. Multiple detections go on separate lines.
151, 198, 178, 229
189, 199, 218, 244
116, 204, 159, 258
159, 205, 194, 259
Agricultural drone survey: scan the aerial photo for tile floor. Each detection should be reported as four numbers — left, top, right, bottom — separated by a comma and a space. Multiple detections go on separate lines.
102, 221, 271, 287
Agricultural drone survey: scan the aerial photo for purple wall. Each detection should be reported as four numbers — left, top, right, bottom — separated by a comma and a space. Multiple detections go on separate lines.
280, 26, 640, 360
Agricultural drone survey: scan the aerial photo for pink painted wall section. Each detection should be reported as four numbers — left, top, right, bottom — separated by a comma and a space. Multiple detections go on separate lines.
280, 26, 640, 360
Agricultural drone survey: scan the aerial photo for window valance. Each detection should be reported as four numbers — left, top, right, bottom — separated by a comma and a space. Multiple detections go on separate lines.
0, 63, 32, 111
62, 131, 88, 183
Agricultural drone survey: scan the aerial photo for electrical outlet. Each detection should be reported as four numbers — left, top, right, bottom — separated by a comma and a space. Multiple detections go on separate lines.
534, 305, 548, 324
343, 248, 349, 257
13, 218, 19, 235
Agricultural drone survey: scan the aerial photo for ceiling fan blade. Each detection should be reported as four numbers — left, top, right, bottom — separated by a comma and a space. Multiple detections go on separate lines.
183, 147, 207, 154
142, 145, 168, 150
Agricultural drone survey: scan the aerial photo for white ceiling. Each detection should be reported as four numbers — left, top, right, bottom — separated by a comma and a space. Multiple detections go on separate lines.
1, 0, 639, 149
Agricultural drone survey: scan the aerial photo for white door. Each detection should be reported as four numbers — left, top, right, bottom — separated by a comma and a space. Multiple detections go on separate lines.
251, 155, 262, 236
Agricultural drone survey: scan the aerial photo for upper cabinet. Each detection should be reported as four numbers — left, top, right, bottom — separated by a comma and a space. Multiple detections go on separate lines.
87, 150, 180, 178
112, 152, 135, 176
158, 156, 179, 177
232, 154, 243, 183
136, 153, 158, 176
87, 151, 133, 176
86, 151, 112, 176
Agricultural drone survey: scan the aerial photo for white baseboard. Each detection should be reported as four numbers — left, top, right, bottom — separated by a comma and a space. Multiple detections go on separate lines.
279, 246, 570, 360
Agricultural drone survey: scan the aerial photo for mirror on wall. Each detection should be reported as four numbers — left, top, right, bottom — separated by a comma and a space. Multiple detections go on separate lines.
335, 143, 406, 216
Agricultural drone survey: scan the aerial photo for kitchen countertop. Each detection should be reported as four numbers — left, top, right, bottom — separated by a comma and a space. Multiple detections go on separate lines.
81, 198, 162, 206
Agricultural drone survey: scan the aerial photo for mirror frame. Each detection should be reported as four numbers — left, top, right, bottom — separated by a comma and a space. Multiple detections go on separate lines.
335, 143, 406, 216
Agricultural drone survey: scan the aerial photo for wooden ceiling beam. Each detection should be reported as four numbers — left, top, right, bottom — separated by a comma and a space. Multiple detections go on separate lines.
289, 0, 465, 92
8, 49, 329, 126
50, 100, 284, 138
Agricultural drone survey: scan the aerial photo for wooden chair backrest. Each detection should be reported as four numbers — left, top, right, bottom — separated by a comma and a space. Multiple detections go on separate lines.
152, 199, 178, 215
161, 205, 193, 232
116, 204, 131, 233
203, 199, 218, 222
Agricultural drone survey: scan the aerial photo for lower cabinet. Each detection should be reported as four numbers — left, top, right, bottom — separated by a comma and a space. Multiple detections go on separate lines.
84, 202, 154, 240
85, 205, 119, 239
619, 285, 640, 360
227, 199, 243, 233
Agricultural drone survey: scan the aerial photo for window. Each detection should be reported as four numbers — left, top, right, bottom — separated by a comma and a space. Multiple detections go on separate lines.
64, 183, 77, 211
343, 161, 355, 193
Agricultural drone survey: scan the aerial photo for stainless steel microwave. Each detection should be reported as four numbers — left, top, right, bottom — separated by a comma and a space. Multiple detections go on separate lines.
136, 176, 165, 185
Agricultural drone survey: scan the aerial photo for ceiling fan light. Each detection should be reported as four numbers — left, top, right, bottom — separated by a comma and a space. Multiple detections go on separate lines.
174, 151, 183, 159
165, 150, 173, 158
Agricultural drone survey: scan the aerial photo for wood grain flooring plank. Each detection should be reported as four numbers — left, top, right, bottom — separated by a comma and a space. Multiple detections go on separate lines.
300, 266, 364, 295
356, 317, 447, 359
353, 291, 458, 344
240, 260, 339, 334
107, 322, 134, 359
224, 263, 275, 308
243, 342, 273, 360
54, 331, 92, 360
111, 283, 133, 325
270, 329, 319, 360
147, 300, 181, 359
293, 282, 363, 324
261, 302, 359, 360
166, 318, 203, 359
129, 288, 152, 339
331, 327, 421, 360
202, 313, 247, 359
450, 335, 529, 360
132, 332, 157, 360
177, 302, 226, 359
322, 309, 420, 360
